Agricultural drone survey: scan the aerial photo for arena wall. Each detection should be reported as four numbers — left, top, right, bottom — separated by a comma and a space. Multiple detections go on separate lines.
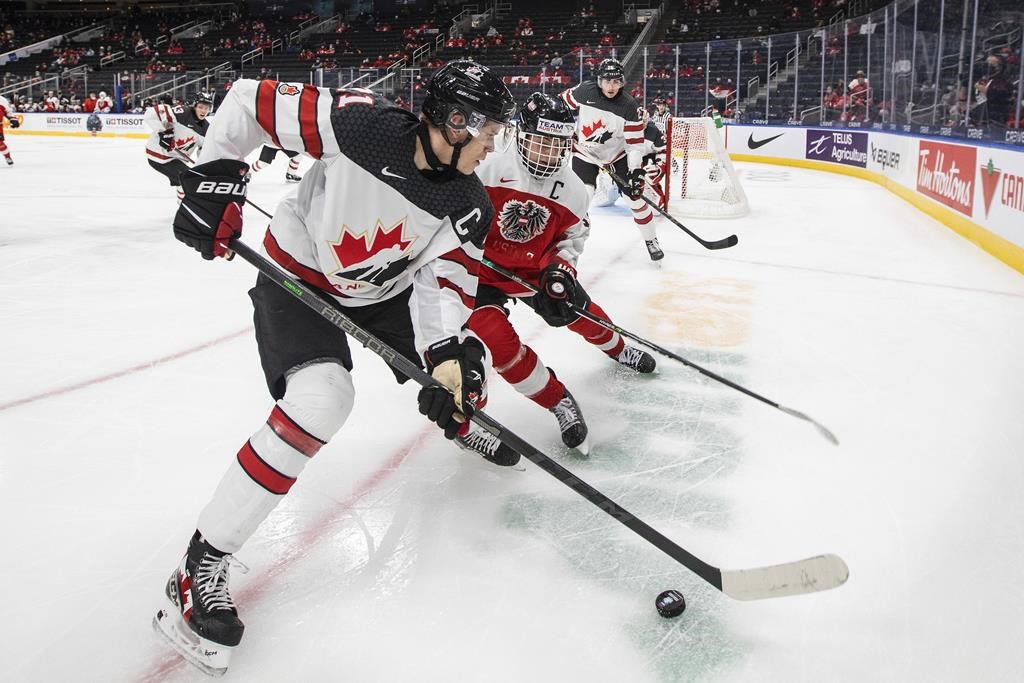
724, 124, 1024, 274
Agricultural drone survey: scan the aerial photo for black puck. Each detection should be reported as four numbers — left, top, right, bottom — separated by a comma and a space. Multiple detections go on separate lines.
655, 589, 686, 618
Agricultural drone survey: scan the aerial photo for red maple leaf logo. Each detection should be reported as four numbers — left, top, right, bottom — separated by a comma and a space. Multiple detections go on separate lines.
175, 135, 195, 149
581, 119, 604, 139
330, 219, 414, 269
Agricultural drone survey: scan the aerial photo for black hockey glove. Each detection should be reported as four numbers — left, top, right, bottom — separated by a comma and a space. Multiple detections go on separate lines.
417, 336, 486, 439
625, 166, 646, 199
534, 263, 582, 328
158, 128, 175, 151
173, 159, 249, 261
7, 118, 19, 129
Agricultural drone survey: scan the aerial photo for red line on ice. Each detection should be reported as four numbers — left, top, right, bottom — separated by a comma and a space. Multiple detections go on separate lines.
0, 327, 252, 412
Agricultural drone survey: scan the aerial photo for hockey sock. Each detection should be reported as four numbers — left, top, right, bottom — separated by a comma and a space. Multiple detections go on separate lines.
197, 362, 353, 553
288, 158, 300, 172
567, 300, 625, 358
628, 195, 657, 241
469, 305, 564, 409
252, 159, 264, 172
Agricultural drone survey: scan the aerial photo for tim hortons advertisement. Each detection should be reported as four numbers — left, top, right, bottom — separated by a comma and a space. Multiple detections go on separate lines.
916, 140, 977, 217
804, 130, 869, 168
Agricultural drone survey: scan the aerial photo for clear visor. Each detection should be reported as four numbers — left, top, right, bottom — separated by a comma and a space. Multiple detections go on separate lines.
598, 76, 624, 86
516, 128, 573, 179
447, 110, 514, 152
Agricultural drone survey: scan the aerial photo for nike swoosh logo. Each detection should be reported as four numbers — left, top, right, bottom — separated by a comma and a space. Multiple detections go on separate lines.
585, 100, 597, 104
747, 133, 784, 149
499, 177, 515, 183
381, 166, 407, 180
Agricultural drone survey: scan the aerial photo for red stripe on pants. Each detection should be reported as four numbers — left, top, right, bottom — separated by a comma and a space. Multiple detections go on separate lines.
567, 300, 624, 357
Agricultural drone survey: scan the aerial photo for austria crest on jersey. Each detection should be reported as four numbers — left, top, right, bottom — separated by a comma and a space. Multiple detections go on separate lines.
498, 199, 551, 243
328, 218, 417, 290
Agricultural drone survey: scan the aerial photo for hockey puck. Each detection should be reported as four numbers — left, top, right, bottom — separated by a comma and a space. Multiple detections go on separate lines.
655, 589, 686, 618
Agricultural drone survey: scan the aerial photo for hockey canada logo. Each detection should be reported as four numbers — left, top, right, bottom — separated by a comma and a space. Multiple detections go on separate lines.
582, 119, 612, 145
277, 83, 301, 96
329, 218, 417, 289
498, 199, 551, 243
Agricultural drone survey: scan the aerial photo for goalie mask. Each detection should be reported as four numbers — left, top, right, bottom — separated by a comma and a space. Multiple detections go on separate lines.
515, 92, 575, 180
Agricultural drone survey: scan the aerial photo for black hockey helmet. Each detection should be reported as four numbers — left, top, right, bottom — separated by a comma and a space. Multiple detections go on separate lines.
422, 60, 516, 140
190, 91, 215, 108
596, 58, 625, 83
515, 92, 576, 179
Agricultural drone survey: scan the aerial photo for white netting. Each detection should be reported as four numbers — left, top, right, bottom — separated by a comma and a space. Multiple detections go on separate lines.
662, 117, 749, 219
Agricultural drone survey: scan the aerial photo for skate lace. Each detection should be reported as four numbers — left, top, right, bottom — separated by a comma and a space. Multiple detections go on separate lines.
617, 346, 645, 369
195, 554, 249, 613
460, 430, 500, 457
551, 396, 581, 431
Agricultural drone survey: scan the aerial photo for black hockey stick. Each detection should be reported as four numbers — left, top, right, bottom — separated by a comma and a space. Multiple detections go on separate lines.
606, 168, 738, 250
226, 237, 848, 600
482, 259, 839, 446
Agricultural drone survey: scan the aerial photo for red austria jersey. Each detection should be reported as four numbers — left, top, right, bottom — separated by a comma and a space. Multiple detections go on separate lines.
0, 95, 11, 123
143, 103, 209, 164
197, 79, 493, 359
559, 80, 646, 169
475, 134, 590, 297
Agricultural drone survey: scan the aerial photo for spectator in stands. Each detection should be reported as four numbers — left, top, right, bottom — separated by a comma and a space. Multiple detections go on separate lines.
975, 55, 1013, 127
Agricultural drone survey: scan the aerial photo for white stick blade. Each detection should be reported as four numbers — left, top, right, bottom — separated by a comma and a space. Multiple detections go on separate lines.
721, 553, 849, 601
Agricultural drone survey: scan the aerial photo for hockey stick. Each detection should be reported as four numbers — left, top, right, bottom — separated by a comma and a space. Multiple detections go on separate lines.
226, 236, 848, 600
606, 168, 738, 250
482, 258, 839, 446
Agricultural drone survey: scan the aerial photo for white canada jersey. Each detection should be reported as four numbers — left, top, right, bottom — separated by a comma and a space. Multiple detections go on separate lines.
560, 81, 646, 169
474, 133, 590, 296
198, 79, 493, 358
144, 103, 209, 164
0, 95, 12, 121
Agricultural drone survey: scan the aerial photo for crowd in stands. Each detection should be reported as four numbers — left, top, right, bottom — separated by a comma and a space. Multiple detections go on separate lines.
1, 1, 1018, 131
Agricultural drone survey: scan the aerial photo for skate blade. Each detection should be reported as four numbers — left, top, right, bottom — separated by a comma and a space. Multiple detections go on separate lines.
574, 436, 591, 457
153, 606, 233, 677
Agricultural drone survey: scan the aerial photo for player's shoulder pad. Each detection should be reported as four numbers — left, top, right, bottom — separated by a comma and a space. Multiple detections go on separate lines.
330, 91, 417, 158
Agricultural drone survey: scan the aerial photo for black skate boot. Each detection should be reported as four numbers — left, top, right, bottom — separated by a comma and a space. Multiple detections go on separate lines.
285, 172, 302, 183
4, 156, 12, 166
153, 531, 246, 676
549, 386, 590, 454
456, 427, 520, 466
645, 238, 664, 261
616, 345, 657, 374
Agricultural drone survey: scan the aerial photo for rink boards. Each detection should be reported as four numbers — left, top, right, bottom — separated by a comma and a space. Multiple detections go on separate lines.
724, 123, 1024, 274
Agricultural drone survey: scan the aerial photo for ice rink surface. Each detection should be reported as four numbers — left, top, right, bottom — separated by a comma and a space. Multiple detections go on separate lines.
2, 135, 1023, 682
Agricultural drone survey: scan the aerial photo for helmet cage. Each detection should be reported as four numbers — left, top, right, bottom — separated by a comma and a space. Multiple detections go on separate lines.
515, 117, 574, 179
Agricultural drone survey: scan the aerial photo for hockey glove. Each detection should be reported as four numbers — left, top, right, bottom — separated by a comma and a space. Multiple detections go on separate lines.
625, 166, 646, 199
534, 263, 583, 328
417, 336, 486, 439
173, 159, 249, 261
7, 118, 19, 129
158, 128, 175, 151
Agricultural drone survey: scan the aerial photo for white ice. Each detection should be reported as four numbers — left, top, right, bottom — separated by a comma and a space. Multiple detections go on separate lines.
1, 136, 1023, 682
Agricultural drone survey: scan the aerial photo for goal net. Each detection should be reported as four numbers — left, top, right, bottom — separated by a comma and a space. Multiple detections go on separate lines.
661, 117, 749, 219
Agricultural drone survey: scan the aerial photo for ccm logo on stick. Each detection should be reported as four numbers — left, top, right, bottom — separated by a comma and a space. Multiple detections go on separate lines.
196, 181, 246, 196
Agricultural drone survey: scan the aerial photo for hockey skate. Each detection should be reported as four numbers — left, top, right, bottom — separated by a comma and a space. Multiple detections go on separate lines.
285, 173, 302, 183
549, 387, 590, 455
153, 531, 247, 677
615, 345, 658, 374
456, 426, 521, 466
645, 238, 665, 262
3, 157, 12, 166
